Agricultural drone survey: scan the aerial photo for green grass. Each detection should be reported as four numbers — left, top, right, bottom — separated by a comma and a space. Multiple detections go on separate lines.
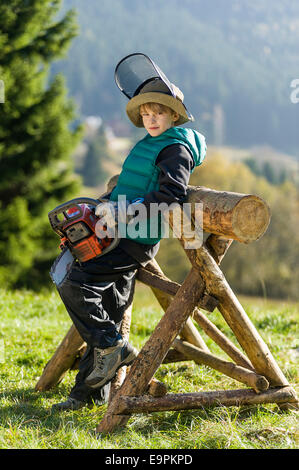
0, 285, 298, 449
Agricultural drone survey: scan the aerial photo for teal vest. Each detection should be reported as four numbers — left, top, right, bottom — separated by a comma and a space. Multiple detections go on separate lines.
110, 127, 206, 244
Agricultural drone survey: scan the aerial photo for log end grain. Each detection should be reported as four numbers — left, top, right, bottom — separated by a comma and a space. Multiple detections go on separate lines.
232, 196, 271, 243
146, 378, 168, 397
253, 375, 270, 393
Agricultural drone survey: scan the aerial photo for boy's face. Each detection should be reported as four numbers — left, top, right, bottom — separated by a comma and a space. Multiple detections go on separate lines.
140, 106, 178, 137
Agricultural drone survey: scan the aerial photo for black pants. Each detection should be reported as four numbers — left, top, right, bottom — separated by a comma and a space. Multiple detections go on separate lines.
57, 246, 140, 402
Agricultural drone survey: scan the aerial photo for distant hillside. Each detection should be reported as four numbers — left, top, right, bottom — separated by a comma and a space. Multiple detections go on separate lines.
52, 0, 299, 157
208, 145, 299, 186
75, 115, 299, 190
74, 117, 299, 191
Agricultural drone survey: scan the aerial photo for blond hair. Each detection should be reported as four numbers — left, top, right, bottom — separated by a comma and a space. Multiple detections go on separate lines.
139, 102, 178, 120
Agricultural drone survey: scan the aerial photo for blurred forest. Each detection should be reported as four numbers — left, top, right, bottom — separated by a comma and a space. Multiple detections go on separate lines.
0, 0, 298, 300
54, 0, 299, 156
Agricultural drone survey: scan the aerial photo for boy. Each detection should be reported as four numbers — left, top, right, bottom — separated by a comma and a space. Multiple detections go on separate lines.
52, 54, 206, 411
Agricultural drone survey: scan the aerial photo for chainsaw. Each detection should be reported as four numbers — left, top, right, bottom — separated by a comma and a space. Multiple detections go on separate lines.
48, 197, 119, 264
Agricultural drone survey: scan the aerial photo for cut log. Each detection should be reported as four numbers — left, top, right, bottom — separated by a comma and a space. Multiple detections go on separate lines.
173, 339, 269, 393
116, 386, 298, 415
106, 176, 271, 244
146, 378, 168, 397
187, 186, 271, 243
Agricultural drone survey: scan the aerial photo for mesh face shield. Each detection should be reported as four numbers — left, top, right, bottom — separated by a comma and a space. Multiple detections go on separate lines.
114, 53, 175, 99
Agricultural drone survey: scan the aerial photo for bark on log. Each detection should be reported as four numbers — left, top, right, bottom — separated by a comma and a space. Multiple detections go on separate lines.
162, 349, 189, 363
97, 267, 206, 434
167, 202, 288, 388
185, 245, 289, 387
116, 386, 298, 415
142, 259, 210, 352
137, 267, 180, 297
187, 185, 271, 243
139, 245, 256, 371
205, 234, 233, 264
173, 339, 269, 393
140, 256, 253, 371
137, 266, 218, 312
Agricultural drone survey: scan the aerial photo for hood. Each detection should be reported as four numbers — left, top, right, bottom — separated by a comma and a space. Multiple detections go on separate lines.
160, 127, 206, 167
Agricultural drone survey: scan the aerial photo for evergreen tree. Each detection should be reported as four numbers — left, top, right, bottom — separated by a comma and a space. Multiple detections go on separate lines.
244, 157, 262, 178
262, 162, 277, 185
0, 0, 82, 288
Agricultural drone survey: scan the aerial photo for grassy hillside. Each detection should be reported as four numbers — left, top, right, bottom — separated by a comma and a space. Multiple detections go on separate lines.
0, 286, 298, 449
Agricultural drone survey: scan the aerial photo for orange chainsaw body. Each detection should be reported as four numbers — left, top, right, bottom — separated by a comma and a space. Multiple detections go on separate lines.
48, 198, 117, 263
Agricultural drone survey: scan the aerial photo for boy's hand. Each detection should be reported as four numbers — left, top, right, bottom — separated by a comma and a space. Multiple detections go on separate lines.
95, 200, 118, 222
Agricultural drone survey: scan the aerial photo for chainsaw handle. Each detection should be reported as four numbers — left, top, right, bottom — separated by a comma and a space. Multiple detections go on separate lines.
48, 197, 104, 232
49, 197, 121, 261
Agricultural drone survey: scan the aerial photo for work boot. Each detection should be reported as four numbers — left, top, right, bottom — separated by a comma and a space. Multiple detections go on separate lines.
51, 395, 108, 412
85, 339, 138, 389
51, 397, 86, 412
